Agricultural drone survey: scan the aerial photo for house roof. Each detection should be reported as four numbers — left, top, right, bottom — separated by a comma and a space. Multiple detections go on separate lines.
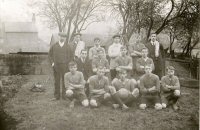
4, 22, 37, 33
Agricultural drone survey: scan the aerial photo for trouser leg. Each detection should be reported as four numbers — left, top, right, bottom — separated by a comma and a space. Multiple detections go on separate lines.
110, 69, 117, 80
112, 93, 124, 107
54, 70, 60, 99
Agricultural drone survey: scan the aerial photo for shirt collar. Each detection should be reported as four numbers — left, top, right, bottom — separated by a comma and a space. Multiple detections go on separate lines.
59, 41, 64, 47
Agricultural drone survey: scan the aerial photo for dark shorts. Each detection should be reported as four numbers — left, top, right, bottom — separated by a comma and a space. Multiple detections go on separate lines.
161, 92, 180, 105
141, 94, 161, 105
90, 93, 111, 105
70, 89, 87, 102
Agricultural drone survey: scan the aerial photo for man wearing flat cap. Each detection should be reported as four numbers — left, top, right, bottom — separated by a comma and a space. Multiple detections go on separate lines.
70, 33, 85, 60
49, 32, 73, 100
108, 34, 123, 80
160, 66, 181, 111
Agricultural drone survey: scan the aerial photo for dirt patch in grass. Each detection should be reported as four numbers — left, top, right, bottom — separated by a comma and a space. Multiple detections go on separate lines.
3, 75, 199, 130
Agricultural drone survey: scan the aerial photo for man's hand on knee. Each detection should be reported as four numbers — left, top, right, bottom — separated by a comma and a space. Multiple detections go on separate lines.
90, 99, 98, 107
66, 89, 73, 97
132, 88, 139, 98
155, 103, 162, 110
104, 93, 111, 99
174, 90, 180, 97
139, 104, 147, 110
82, 99, 89, 107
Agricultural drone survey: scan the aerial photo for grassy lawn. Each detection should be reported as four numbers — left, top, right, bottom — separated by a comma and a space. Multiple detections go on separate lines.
3, 75, 199, 130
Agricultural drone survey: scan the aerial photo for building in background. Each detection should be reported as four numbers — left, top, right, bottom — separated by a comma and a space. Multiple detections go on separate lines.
0, 14, 49, 54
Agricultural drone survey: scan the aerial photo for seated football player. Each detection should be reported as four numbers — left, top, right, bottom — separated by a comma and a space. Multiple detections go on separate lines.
139, 65, 162, 110
92, 49, 110, 74
88, 66, 111, 107
161, 66, 181, 111
109, 69, 139, 110
136, 47, 154, 80
115, 46, 132, 78
64, 61, 89, 108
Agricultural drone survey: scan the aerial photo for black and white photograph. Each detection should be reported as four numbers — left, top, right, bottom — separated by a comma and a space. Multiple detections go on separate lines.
0, 0, 199, 130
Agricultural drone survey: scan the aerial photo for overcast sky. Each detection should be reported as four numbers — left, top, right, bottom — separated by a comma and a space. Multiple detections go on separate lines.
0, 0, 119, 44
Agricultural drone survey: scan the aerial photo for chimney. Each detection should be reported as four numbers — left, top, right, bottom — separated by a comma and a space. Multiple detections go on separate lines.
32, 13, 36, 23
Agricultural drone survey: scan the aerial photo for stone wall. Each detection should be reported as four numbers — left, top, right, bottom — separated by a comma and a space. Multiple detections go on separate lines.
0, 54, 52, 75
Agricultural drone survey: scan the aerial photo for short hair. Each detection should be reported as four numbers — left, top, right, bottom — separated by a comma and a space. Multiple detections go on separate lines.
74, 33, 82, 36
112, 34, 120, 39
150, 32, 157, 36
118, 69, 127, 74
68, 61, 77, 67
167, 66, 175, 71
144, 64, 152, 68
141, 47, 148, 51
97, 65, 105, 71
58, 32, 67, 37
97, 48, 104, 53
94, 37, 100, 41
81, 49, 87, 53
120, 46, 127, 50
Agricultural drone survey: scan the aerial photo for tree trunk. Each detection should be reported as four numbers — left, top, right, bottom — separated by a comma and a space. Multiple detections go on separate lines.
66, 18, 73, 44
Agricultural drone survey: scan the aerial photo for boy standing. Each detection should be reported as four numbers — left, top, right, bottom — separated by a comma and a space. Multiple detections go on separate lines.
136, 47, 154, 80
88, 66, 111, 107
89, 37, 106, 60
145, 33, 164, 78
92, 49, 110, 74
139, 65, 162, 110
70, 33, 85, 60
129, 40, 145, 77
161, 66, 181, 110
110, 69, 139, 110
76, 50, 92, 81
64, 62, 89, 108
108, 35, 123, 80
115, 46, 132, 78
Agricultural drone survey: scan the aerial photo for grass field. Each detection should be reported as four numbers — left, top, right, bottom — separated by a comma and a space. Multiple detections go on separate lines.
3, 75, 199, 130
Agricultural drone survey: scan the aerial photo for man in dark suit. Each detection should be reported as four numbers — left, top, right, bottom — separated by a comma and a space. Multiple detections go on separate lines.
145, 33, 164, 78
76, 49, 92, 81
76, 49, 92, 96
49, 32, 73, 100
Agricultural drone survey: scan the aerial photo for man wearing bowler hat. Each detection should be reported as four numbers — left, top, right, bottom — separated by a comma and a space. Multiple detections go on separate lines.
49, 32, 73, 100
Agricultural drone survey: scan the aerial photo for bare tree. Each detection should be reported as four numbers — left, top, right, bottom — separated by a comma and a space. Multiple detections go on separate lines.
30, 0, 104, 43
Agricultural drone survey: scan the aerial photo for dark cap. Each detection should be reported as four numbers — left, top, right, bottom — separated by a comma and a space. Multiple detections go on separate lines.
167, 66, 175, 70
112, 34, 121, 39
74, 33, 82, 36
58, 32, 67, 37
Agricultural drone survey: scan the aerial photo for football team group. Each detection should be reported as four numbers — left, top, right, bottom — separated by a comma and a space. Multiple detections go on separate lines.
49, 32, 181, 111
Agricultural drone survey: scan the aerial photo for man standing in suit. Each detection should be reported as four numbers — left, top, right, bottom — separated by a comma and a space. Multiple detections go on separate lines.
145, 33, 164, 78
76, 49, 92, 96
76, 50, 92, 81
49, 32, 73, 100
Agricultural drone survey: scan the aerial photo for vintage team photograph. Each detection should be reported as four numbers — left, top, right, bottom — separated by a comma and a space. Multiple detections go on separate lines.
0, 0, 199, 130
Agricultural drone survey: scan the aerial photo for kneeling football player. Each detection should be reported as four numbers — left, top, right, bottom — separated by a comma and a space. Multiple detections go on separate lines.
64, 61, 89, 108
161, 66, 181, 111
139, 65, 162, 110
110, 69, 139, 110
88, 66, 111, 107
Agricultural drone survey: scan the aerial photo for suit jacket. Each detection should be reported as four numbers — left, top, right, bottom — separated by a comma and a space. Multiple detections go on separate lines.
48, 42, 73, 69
76, 57, 92, 80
